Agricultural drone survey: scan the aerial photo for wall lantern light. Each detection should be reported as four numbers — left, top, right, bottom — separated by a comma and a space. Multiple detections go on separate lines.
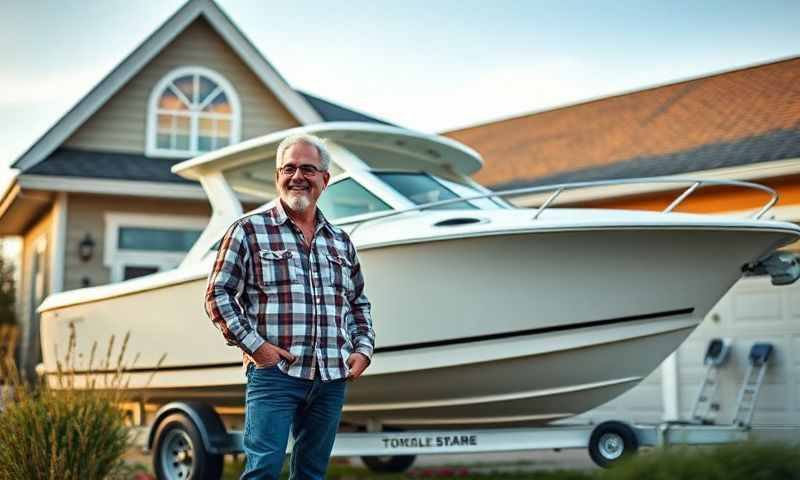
78, 233, 95, 262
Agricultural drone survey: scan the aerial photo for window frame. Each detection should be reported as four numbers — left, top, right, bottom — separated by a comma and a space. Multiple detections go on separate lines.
145, 66, 242, 158
104, 213, 208, 282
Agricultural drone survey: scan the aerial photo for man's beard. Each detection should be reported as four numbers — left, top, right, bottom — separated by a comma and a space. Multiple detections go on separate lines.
284, 192, 311, 212
280, 182, 313, 212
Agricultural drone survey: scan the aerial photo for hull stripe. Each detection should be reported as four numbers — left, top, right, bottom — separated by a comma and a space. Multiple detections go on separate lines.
45, 307, 694, 375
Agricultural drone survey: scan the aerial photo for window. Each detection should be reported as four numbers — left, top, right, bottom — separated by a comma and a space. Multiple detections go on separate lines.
317, 178, 392, 220
435, 177, 508, 209
104, 213, 207, 282
118, 227, 201, 252
146, 66, 241, 157
375, 172, 477, 210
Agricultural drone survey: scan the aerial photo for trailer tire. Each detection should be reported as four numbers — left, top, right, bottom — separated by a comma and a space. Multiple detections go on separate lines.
361, 454, 416, 473
152, 413, 224, 480
588, 421, 638, 468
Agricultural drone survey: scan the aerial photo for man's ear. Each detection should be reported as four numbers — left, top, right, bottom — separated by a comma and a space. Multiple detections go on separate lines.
322, 171, 331, 189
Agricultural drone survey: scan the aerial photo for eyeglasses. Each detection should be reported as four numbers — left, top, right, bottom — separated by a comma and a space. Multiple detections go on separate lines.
278, 164, 324, 177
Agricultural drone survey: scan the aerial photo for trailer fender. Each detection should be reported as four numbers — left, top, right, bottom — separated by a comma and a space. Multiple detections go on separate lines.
147, 401, 230, 454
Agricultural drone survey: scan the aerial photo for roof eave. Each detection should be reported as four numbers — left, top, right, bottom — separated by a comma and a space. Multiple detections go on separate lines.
0, 180, 54, 236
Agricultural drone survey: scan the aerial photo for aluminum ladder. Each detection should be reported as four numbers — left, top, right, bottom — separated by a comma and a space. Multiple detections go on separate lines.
690, 338, 732, 424
732, 342, 773, 428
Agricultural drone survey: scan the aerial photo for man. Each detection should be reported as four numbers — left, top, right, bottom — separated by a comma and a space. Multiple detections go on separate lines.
205, 133, 375, 479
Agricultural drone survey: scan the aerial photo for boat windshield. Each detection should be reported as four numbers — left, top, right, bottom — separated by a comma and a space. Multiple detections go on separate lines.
375, 172, 486, 210
317, 178, 392, 220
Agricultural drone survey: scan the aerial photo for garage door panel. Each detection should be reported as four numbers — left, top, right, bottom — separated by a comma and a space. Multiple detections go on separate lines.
732, 290, 783, 323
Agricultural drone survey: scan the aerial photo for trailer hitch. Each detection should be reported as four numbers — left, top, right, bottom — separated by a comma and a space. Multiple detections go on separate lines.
743, 252, 800, 286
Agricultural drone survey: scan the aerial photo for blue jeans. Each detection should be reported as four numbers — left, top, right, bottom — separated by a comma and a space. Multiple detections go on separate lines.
241, 363, 347, 480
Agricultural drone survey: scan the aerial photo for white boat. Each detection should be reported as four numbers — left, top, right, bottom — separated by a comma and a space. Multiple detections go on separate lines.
38, 122, 800, 429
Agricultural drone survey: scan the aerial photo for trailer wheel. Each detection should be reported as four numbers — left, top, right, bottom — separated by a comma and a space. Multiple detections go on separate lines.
588, 421, 638, 468
361, 454, 416, 473
152, 413, 223, 480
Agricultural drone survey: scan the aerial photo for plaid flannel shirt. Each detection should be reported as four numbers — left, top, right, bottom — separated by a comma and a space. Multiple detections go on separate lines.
205, 201, 375, 381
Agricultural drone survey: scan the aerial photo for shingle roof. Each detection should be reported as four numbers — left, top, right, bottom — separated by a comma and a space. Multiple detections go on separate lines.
494, 127, 800, 190
25, 148, 194, 184
299, 91, 395, 125
444, 57, 800, 189
21, 92, 394, 182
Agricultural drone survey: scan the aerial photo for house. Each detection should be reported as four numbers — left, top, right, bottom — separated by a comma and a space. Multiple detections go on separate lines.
0, 0, 390, 378
444, 57, 800, 427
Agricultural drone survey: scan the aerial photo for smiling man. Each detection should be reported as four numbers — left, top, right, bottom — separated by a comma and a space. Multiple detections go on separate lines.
205, 133, 375, 480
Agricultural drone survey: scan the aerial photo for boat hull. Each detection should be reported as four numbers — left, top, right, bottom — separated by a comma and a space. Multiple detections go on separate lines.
39, 225, 795, 428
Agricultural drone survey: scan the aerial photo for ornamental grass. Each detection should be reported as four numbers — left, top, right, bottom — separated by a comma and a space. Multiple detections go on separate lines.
0, 322, 164, 480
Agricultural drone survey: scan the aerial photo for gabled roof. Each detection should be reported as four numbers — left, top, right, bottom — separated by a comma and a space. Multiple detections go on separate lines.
12, 0, 323, 173
444, 56, 800, 189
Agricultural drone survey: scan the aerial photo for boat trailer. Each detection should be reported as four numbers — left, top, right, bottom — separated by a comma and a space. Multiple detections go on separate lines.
140, 410, 762, 478
141, 340, 797, 479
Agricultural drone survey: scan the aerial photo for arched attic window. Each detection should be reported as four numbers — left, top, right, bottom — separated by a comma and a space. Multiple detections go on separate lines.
146, 66, 241, 157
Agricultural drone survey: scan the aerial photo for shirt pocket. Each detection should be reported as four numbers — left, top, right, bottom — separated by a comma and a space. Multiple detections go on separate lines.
259, 249, 300, 288
326, 254, 354, 293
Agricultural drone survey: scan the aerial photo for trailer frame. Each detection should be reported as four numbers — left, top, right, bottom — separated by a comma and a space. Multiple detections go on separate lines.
140, 400, 786, 479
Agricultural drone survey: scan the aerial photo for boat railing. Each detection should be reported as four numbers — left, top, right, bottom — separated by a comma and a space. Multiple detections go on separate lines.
347, 177, 779, 235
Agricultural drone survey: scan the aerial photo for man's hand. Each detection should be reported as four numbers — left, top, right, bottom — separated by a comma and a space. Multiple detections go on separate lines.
251, 343, 295, 368
346, 352, 370, 380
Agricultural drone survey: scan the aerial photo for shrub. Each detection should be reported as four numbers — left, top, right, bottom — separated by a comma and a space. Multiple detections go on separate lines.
0, 323, 164, 480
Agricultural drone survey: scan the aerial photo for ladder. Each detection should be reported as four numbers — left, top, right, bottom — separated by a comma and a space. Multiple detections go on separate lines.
732, 342, 773, 428
690, 338, 732, 424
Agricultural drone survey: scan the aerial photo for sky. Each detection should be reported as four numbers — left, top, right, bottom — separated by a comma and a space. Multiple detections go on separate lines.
1, 0, 799, 184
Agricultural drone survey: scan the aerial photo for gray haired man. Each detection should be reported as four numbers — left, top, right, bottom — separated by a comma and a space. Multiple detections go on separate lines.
205, 133, 375, 479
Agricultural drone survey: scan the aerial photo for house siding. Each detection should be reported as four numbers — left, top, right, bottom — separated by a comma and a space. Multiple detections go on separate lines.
64, 194, 212, 290
63, 17, 299, 154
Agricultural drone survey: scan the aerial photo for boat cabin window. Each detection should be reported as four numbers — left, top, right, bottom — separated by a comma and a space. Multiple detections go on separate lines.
435, 177, 508, 209
317, 178, 392, 220
375, 172, 477, 210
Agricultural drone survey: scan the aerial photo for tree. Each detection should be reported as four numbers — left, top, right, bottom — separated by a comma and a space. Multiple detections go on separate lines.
0, 240, 17, 326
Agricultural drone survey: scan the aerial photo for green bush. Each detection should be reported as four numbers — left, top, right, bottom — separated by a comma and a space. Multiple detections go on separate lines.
599, 442, 800, 480
0, 323, 164, 480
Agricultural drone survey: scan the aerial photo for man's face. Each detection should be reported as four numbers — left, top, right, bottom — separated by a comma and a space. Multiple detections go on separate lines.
276, 142, 330, 213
